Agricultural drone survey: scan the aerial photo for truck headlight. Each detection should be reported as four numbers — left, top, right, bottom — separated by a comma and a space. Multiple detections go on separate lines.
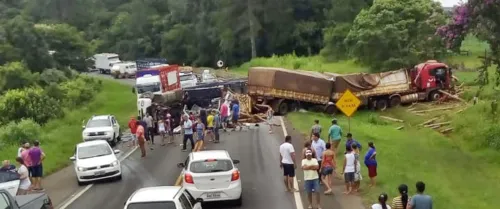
111, 161, 119, 167
77, 167, 86, 171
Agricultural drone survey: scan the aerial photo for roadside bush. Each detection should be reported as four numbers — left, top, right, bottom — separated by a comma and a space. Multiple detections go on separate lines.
0, 62, 39, 93
0, 119, 41, 146
59, 75, 102, 108
0, 87, 63, 125
39, 68, 68, 86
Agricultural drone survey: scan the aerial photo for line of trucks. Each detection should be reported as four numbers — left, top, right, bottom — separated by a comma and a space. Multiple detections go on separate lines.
132, 59, 454, 131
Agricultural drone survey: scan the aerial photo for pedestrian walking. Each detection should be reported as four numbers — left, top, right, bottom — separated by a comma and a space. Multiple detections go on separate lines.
195, 118, 205, 151
158, 119, 167, 146
267, 107, 274, 134
165, 114, 174, 144
220, 101, 229, 131
328, 119, 342, 152
311, 119, 322, 138
15, 157, 31, 195
0, 160, 16, 172
351, 143, 362, 192
365, 142, 378, 187
342, 146, 356, 195
20, 143, 33, 184
128, 116, 138, 147
136, 121, 147, 158
311, 133, 326, 182
231, 100, 243, 131
302, 149, 321, 209
392, 184, 410, 209
206, 110, 215, 142
345, 133, 362, 153
213, 110, 221, 143
29, 141, 45, 190
145, 113, 155, 145
372, 193, 391, 209
181, 115, 195, 152
321, 143, 335, 195
279, 135, 298, 192
408, 181, 433, 209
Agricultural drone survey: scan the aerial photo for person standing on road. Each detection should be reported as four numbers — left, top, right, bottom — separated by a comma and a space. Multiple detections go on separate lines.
15, 157, 31, 195
181, 115, 195, 152
392, 184, 410, 209
321, 143, 335, 195
165, 114, 174, 144
365, 142, 378, 187
128, 116, 138, 147
328, 119, 342, 152
158, 119, 167, 146
136, 121, 147, 158
20, 143, 33, 185
302, 141, 316, 159
311, 119, 322, 138
29, 141, 45, 191
213, 110, 221, 143
231, 100, 242, 131
311, 133, 326, 182
267, 107, 274, 134
408, 181, 433, 209
351, 143, 362, 192
220, 101, 229, 131
342, 146, 356, 195
279, 135, 298, 192
195, 118, 206, 151
372, 193, 391, 209
206, 110, 215, 142
145, 113, 155, 146
302, 149, 322, 209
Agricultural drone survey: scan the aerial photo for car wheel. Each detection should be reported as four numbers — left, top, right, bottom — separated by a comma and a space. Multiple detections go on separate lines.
110, 135, 117, 147
116, 174, 122, 181
117, 129, 122, 141
77, 180, 86, 186
233, 194, 242, 206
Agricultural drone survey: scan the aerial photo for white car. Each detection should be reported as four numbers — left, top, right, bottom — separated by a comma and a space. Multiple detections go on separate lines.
82, 115, 121, 146
70, 140, 122, 186
0, 171, 20, 197
177, 150, 242, 206
124, 186, 203, 209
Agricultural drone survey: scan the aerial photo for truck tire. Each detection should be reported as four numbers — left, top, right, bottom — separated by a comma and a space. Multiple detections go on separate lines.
289, 102, 299, 112
428, 90, 441, 101
325, 104, 338, 114
278, 102, 289, 115
389, 96, 401, 107
376, 99, 388, 111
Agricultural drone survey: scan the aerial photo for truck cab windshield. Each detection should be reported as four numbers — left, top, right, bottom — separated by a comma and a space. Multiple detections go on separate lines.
180, 74, 195, 81
136, 83, 161, 94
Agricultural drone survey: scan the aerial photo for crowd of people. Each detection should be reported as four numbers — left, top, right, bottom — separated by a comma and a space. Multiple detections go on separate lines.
1, 140, 46, 195
279, 118, 433, 209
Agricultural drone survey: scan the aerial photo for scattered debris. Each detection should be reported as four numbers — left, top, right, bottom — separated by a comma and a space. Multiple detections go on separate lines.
380, 116, 404, 123
418, 117, 439, 126
413, 105, 459, 113
395, 126, 404, 130
440, 128, 453, 133
438, 90, 465, 103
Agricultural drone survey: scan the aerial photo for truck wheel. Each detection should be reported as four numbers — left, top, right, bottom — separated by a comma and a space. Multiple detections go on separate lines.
289, 102, 299, 112
389, 96, 401, 107
278, 102, 289, 115
428, 91, 441, 101
324, 104, 338, 114
376, 99, 388, 111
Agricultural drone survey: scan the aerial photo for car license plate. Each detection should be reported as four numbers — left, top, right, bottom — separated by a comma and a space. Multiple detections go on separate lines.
206, 192, 221, 199
94, 171, 105, 176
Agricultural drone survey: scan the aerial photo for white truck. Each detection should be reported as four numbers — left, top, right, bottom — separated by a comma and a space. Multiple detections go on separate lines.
111, 62, 137, 79
200, 69, 218, 83
179, 71, 198, 88
94, 53, 121, 74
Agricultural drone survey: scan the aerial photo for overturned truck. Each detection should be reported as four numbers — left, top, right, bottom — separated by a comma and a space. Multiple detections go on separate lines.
248, 60, 454, 115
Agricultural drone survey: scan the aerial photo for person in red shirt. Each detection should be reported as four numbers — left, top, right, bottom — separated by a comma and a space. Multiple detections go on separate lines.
128, 116, 138, 147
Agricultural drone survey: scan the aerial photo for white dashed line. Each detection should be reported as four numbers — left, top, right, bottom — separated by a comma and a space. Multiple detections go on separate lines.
280, 116, 304, 209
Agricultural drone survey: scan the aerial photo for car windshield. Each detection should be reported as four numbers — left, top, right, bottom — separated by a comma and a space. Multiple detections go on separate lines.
86, 119, 111, 128
190, 159, 233, 173
126, 202, 176, 209
136, 83, 161, 94
77, 144, 112, 159
180, 74, 194, 82
0, 171, 19, 183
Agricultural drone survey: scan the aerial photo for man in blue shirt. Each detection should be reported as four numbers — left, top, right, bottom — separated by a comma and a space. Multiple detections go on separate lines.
345, 133, 362, 153
311, 133, 326, 179
328, 119, 342, 152
408, 181, 433, 209
0, 160, 16, 172
231, 100, 242, 131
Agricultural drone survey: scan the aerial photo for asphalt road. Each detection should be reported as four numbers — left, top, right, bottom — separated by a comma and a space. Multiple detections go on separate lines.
63, 123, 296, 209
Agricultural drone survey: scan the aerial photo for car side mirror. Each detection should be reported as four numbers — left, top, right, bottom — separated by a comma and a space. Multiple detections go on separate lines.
69, 156, 76, 161
177, 163, 185, 168
196, 198, 204, 203
114, 150, 121, 154
232, 160, 240, 164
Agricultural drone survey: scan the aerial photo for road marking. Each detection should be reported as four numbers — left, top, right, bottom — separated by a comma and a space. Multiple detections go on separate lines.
57, 146, 138, 209
279, 116, 304, 209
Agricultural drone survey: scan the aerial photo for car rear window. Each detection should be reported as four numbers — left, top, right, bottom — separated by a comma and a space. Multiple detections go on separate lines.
189, 159, 233, 173
126, 202, 176, 209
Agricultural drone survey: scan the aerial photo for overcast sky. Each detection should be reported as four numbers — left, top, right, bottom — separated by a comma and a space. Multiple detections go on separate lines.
436, 0, 466, 7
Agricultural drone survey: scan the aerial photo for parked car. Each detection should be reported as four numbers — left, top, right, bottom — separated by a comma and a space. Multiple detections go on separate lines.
0, 189, 53, 209
0, 171, 20, 197
70, 140, 122, 186
123, 186, 203, 209
82, 115, 121, 146
177, 150, 242, 206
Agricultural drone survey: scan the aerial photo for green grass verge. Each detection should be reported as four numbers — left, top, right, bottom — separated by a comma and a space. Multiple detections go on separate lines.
288, 111, 500, 209
0, 80, 136, 175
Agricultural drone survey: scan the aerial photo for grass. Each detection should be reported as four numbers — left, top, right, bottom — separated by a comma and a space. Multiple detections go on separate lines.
0, 80, 136, 175
239, 35, 500, 209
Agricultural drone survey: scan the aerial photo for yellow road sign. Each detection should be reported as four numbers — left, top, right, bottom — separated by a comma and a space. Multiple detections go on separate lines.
335, 89, 361, 117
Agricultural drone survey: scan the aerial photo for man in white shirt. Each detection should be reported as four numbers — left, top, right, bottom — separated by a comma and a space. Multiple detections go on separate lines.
342, 146, 357, 195
145, 113, 155, 145
181, 115, 195, 152
302, 149, 321, 209
279, 135, 297, 192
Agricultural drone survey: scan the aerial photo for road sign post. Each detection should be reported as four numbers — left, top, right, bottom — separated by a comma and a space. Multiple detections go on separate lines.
335, 89, 361, 132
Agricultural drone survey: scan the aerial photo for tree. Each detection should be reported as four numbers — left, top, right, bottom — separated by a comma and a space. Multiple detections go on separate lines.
345, 0, 447, 71
0, 62, 38, 93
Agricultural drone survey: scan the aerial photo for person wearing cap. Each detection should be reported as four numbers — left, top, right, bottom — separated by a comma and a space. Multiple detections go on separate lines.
128, 116, 138, 147
371, 193, 391, 209
328, 119, 343, 152
302, 149, 321, 209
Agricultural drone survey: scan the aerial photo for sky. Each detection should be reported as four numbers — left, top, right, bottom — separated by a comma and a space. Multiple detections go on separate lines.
436, 0, 467, 7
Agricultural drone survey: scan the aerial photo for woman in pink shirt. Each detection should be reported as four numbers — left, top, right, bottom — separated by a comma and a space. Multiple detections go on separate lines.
20, 143, 33, 184
220, 101, 229, 131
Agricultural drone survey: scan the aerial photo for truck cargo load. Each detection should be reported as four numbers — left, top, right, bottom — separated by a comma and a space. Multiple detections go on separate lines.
136, 58, 168, 71
248, 67, 333, 104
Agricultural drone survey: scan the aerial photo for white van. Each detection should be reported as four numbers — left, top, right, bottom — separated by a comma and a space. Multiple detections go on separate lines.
94, 53, 121, 74
111, 62, 137, 78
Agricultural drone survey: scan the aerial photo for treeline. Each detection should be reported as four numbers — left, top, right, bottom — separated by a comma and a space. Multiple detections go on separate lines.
4, 0, 449, 71
0, 2, 102, 146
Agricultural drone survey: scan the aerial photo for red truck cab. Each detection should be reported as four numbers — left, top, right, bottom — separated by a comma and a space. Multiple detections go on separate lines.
410, 60, 453, 100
